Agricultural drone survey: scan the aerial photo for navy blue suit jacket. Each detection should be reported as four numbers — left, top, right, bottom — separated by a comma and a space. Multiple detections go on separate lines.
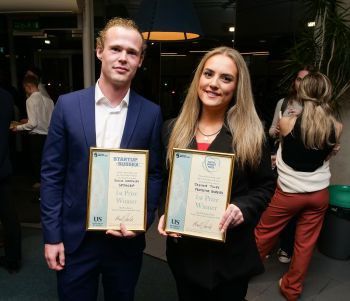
0, 88, 13, 180
40, 86, 163, 253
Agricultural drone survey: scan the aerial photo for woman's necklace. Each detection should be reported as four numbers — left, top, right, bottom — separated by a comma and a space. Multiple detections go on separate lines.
197, 126, 222, 141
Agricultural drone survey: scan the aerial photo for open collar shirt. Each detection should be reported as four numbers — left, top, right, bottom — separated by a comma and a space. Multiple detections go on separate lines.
95, 81, 129, 148
16, 91, 54, 135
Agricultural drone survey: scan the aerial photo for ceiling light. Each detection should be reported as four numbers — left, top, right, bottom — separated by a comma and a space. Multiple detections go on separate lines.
229, 26, 235, 32
44, 40, 51, 45
136, 0, 202, 41
240, 51, 269, 56
308, 21, 316, 27
189, 50, 209, 53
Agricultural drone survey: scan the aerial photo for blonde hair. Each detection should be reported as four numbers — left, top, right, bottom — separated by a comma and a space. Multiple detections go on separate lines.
167, 46, 265, 168
96, 17, 146, 54
298, 72, 336, 148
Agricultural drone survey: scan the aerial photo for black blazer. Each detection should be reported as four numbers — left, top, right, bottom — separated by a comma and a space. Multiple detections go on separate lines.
0, 88, 14, 180
161, 119, 276, 289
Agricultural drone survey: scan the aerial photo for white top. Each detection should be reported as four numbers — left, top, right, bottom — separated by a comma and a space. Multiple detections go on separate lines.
38, 82, 50, 98
95, 81, 129, 148
276, 145, 331, 193
17, 91, 54, 135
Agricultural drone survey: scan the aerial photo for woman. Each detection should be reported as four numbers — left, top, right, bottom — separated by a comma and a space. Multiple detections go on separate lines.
255, 72, 342, 301
158, 46, 275, 301
269, 66, 315, 264
269, 66, 315, 139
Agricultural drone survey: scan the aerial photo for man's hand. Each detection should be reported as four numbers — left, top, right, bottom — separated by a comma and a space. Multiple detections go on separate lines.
106, 223, 138, 238
44, 243, 65, 271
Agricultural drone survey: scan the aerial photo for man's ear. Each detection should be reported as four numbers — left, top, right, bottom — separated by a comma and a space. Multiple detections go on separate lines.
138, 54, 144, 68
96, 47, 103, 61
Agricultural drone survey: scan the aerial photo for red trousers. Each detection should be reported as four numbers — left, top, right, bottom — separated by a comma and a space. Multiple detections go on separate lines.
255, 187, 329, 301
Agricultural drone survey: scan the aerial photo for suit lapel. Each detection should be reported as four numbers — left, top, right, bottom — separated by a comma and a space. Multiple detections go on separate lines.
120, 90, 141, 148
80, 86, 96, 147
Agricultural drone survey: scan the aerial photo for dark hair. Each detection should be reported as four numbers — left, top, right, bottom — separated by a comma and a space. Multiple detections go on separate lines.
26, 66, 42, 78
285, 65, 318, 103
23, 74, 39, 87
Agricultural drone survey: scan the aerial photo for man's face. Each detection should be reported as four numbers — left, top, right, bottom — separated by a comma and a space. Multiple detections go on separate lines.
96, 26, 143, 89
23, 83, 31, 97
294, 70, 309, 90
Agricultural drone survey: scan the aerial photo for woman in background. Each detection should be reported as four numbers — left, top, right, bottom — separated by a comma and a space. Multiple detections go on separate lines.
269, 66, 315, 139
158, 46, 275, 301
269, 65, 315, 265
255, 72, 342, 301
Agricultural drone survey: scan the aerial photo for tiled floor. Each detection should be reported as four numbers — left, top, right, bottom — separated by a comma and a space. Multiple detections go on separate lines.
145, 215, 350, 301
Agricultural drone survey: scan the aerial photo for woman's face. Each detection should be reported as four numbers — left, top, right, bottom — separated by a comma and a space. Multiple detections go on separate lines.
197, 54, 238, 112
294, 70, 309, 90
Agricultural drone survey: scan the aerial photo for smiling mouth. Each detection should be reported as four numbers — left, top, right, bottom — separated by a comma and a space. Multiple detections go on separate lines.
113, 66, 129, 73
205, 90, 220, 97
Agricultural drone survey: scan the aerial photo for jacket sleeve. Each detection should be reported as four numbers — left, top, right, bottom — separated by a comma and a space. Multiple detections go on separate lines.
157, 119, 175, 217
234, 142, 276, 226
146, 107, 163, 227
40, 97, 67, 244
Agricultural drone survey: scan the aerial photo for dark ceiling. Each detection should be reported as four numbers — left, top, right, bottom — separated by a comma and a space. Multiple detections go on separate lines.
0, 0, 311, 56
0, 0, 313, 123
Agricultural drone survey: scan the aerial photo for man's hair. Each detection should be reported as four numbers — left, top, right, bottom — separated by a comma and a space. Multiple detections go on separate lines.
96, 17, 146, 53
26, 65, 42, 78
23, 74, 39, 87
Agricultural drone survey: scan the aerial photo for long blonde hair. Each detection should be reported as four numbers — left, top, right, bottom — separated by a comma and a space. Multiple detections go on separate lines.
166, 47, 265, 168
298, 72, 336, 148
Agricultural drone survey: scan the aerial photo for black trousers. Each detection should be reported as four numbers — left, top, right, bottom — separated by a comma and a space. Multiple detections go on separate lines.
0, 178, 21, 263
29, 134, 46, 183
174, 277, 248, 301
280, 215, 298, 255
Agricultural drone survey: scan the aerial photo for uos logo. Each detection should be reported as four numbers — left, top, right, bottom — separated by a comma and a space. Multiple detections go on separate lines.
203, 156, 220, 172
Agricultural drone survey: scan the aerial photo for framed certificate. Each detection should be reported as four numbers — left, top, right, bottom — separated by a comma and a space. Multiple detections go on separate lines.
164, 148, 235, 242
86, 148, 148, 231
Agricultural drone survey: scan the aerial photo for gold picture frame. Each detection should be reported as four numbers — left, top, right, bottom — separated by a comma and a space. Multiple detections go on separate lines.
86, 147, 149, 232
164, 148, 235, 242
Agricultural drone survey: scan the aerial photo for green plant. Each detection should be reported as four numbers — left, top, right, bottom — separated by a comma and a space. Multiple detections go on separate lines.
281, 0, 350, 112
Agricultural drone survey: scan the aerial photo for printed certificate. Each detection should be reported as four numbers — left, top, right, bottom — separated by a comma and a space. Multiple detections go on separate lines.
164, 148, 235, 242
86, 148, 148, 231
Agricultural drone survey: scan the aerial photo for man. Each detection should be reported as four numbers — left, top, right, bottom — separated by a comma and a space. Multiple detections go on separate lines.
0, 87, 21, 273
40, 18, 162, 300
12, 75, 54, 188
25, 66, 51, 99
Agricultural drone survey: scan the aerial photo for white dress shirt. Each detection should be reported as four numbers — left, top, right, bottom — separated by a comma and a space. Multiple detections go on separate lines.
95, 82, 129, 148
17, 91, 54, 135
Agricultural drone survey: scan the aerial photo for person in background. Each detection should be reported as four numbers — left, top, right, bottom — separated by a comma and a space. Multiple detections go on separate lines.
25, 66, 51, 99
158, 46, 275, 301
255, 72, 342, 301
11, 75, 54, 190
40, 18, 162, 301
268, 65, 315, 263
0, 87, 21, 273
269, 66, 316, 139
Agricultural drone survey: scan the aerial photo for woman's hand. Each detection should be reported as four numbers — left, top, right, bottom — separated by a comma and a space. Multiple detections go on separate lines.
158, 215, 181, 238
219, 204, 244, 233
